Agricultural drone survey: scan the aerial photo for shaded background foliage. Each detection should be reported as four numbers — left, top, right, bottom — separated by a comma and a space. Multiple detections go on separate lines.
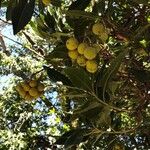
0, 0, 150, 149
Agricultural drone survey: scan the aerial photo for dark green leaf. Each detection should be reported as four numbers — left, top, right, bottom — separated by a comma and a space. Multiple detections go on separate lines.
46, 46, 68, 59
64, 67, 92, 91
51, 0, 61, 7
69, 0, 91, 10
55, 129, 90, 148
44, 11, 56, 33
131, 0, 149, 4
43, 66, 72, 86
130, 69, 150, 82
12, 0, 35, 34
102, 48, 129, 100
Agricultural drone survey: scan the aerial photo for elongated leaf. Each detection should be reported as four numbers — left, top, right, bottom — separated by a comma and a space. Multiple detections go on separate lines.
64, 67, 92, 91
102, 48, 129, 100
73, 100, 101, 115
46, 45, 68, 59
69, 0, 91, 10
43, 66, 72, 86
55, 129, 90, 148
12, 0, 35, 34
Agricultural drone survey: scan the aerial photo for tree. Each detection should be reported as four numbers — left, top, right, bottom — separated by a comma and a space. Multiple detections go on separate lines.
0, 0, 150, 149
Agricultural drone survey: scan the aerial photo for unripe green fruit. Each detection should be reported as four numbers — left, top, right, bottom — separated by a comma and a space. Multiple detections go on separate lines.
92, 23, 105, 35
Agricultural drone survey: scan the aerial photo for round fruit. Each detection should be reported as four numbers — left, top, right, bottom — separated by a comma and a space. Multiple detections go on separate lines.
25, 94, 33, 101
66, 37, 79, 50
68, 50, 78, 60
42, 0, 51, 6
99, 32, 108, 42
18, 90, 26, 98
15, 84, 23, 92
37, 83, 45, 92
29, 80, 38, 87
86, 60, 98, 73
21, 82, 30, 91
29, 88, 39, 97
77, 55, 86, 66
77, 43, 88, 54
93, 44, 102, 53
84, 47, 97, 60
92, 23, 105, 35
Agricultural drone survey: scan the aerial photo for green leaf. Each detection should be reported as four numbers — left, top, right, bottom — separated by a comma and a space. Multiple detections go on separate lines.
130, 69, 150, 82
12, 0, 35, 34
69, 0, 91, 10
64, 67, 92, 91
43, 66, 72, 86
131, 0, 149, 4
102, 48, 129, 100
55, 129, 90, 148
46, 45, 68, 59
73, 100, 101, 115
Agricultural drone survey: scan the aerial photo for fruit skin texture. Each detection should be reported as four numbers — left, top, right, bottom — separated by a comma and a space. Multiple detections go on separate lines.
99, 32, 108, 42
29, 80, 38, 87
42, 0, 51, 5
84, 47, 97, 60
21, 82, 30, 91
77, 43, 88, 54
68, 50, 79, 60
37, 83, 45, 92
29, 88, 39, 97
25, 94, 33, 101
86, 60, 98, 73
92, 23, 105, 35
18, 90, 26, 98
77, 55, 86, 66
66, 37, 79, 50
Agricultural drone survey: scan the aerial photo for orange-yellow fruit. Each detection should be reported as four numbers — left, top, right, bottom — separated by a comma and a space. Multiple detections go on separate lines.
15, 84, 23, 92
29, 80, 38, 87
66, 37, 79, 50
86, 60, 98, 73
77, 43, 88, 54
99, 32, 108, 42
92, 23, 105, 35
29, 88, 39, 97
25, 94, 34, 101
21, 82, 30, 91
42, 0, 51, 6
18, 90, 26, 98
84, 47, 97, 60
77, 55, 86, 67
37, 83, 45, 92
68, 50, 79, 60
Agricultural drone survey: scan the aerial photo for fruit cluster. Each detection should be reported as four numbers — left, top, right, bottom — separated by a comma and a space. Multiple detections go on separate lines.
15, 80, 45, 101
92, 23, 109, 42
65, 23, 108, 73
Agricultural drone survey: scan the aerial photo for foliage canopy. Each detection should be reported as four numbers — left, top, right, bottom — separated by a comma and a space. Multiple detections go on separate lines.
0, 0, 150, 149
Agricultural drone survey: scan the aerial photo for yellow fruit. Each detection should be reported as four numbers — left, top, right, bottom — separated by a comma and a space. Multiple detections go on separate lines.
66, 37, 79, 50
42, 0, 51, 5
99, 32, 108, 42
77, 43, 88, 54
37, 83, 45, 92
68, 50, 79, 60
25, 94, 34, 101
15, 84, 23, 92
84, 47, 97, 60
92, 23, 105, 35
18, 90, 26, 98
86, 60, 98, 73
29, 88, 39, 97
21, 82, 30, 91
77, 55, 86, 67
29, 80, 38, 87
93, 44, 102, 53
